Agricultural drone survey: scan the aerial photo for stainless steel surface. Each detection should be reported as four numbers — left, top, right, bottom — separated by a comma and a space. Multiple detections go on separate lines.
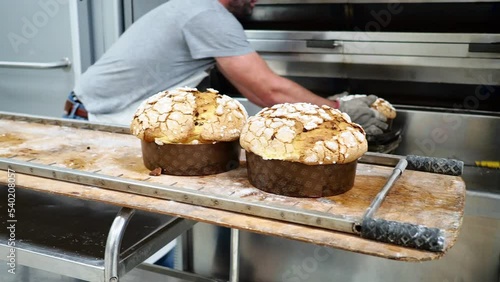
0, 57, 71, 69
105, 208, 135, 282
135, 263, 220, 282
0, 0, 75, 118
0, 263, 90, 282
306, 40, 342, 49
229, 229, 240, 282
462, 166, 500, 194
250, 38, 499, 58
245, 31, 500, 85
245, 31, 500, 43
0, 246, 102, 282
0, 263, 194, 282
266, 59, 499, 86
0, 157, 355, 233
0, 187, 179, 282
242, 3, 500, 87
85, 0, 126, 63
358, 152, 402, 167
120, 218, 197, 277
392, 110, 500, 167
123, 0, 173, 29
259, 46, 500, 63
174, 231, 193, 272
361, 159, 407, 221
190, 223, 231, 280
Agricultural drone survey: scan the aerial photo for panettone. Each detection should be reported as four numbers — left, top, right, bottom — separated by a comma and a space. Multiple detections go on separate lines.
338, 94, 397, 131
371, 97, 396, 131
371, 97, 396, 120
131, 87, 248, 175
240, 103, 368, 197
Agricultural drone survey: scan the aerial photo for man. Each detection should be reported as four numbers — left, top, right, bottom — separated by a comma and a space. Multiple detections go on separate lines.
64, 0, 387, 134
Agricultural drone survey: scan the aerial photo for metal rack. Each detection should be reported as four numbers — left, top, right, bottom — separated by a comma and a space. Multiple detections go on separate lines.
0, 186, 196, 282
0, 112, 463, 252
0, 111, 468, 282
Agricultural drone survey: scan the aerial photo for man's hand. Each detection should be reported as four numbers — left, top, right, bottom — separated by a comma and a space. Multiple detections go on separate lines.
332, 94, 388, 135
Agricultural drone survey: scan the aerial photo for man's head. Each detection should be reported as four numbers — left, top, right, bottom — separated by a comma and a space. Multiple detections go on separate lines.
223, 0, 257, 18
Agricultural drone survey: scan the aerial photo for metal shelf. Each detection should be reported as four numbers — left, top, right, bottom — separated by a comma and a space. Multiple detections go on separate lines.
0, 188, 196, 282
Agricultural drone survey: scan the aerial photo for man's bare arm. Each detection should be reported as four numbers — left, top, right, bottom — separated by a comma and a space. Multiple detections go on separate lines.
216, 52, 339, 109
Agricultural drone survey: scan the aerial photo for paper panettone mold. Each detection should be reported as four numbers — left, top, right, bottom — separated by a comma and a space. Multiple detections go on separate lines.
240, 103, 368, 197
131, 87, 247, 175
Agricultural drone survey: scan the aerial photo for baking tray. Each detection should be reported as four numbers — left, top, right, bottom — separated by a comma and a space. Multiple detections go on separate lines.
0, 112, 465, 257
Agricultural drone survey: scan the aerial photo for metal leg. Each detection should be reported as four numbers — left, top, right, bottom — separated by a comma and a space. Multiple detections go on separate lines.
229, 228, 240, 282
104, 207, 136, 282
174, 227, 194, 272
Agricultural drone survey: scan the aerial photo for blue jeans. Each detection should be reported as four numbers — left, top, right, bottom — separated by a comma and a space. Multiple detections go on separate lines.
63, 92, 88, 120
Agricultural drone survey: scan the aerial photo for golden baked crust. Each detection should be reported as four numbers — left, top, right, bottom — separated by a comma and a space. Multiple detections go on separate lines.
240, 103, 368, 165
371, 98, 396, 119
131, 87, 248, 144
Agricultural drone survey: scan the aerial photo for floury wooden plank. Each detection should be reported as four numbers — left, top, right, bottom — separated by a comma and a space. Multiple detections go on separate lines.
0, 173, 447, 262
0, 118, 465, 260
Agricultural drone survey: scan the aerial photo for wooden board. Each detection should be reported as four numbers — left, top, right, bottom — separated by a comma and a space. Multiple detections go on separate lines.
0, 118, 466, 261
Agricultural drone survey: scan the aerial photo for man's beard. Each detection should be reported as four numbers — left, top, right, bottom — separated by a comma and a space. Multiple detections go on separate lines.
228, 0, 254, 18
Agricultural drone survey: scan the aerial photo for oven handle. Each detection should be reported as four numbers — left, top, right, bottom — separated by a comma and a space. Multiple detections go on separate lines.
306, 40, 342, 49
0, 57, 71, 69
468, 42, 500, 53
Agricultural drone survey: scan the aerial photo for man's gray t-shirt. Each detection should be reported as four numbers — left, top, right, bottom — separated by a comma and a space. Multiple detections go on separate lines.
74, 0, 254, 114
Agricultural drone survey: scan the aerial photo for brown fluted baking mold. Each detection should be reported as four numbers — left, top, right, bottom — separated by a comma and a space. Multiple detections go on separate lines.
245, 151, 357, 198
141, 140, 240, 176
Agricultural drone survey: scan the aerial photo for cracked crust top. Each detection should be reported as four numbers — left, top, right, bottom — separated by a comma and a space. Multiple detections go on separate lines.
131, 87, 248, 145
239, 103, 368, 165
371, 98, 397, 119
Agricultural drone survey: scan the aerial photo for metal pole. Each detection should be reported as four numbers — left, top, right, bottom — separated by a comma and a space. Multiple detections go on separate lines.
104, 207, 136, 282
362, 158, 408, 220
229, 229, 240, 282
